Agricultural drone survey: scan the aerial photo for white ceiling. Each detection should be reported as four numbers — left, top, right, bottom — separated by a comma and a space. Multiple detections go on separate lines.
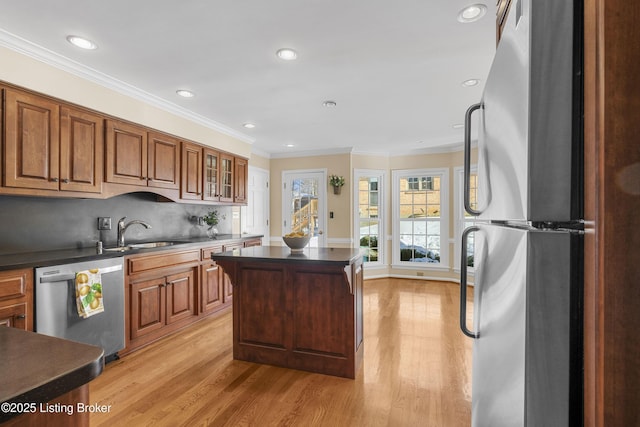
0, 1, 496, 157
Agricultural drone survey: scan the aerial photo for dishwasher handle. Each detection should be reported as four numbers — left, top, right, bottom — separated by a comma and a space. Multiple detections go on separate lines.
39, 264, 123, 283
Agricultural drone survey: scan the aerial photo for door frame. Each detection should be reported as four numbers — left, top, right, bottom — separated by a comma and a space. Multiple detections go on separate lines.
281, 169, 328, 248
242, 166, 270, 245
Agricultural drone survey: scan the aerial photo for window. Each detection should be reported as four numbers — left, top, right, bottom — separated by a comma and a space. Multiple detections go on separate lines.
454, 166, 478, 270
392, 168, 449, 268
354, 170, 384, 265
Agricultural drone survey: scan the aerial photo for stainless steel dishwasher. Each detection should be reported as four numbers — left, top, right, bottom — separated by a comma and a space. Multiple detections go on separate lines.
35, 257, 125, 361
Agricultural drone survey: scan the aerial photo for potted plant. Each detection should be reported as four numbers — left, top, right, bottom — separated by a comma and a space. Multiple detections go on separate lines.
329, 175, 345, 195
202, 210, 221, 238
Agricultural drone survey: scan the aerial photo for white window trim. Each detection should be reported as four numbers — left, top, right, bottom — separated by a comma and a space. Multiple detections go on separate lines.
391, 167, 449, 269
353, 169, 385, 267
453, 165, 477, 274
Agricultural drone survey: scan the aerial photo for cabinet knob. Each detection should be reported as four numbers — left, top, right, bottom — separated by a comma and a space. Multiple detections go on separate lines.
15, 314, 26, 319
140, 176, 146, 180
51, 177, 59, 182
62, 179, 69, 183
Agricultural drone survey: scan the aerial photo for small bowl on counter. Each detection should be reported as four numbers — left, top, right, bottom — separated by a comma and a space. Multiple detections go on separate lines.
282, 233, 311, 253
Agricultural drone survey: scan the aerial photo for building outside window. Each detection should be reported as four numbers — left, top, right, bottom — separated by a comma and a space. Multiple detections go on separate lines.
392, 168, 449, 268
354, 170, 384, 265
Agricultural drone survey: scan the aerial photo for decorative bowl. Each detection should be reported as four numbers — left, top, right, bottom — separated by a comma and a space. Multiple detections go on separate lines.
282, 234, 311, 253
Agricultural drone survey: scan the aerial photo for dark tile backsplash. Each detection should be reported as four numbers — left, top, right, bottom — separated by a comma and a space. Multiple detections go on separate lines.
0, 193, 234, 255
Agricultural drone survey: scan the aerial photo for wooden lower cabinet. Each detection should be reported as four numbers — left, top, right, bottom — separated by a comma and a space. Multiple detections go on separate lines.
124, 240, 261, 354
166, 270, 196, 324
201, 262, 224, 314
0, 268, 33, 331
130, 277, 166, 340
0, 304, 28, 329
128, 267, 197, 344
200, 244, 231, 315
125, 249, 200, 353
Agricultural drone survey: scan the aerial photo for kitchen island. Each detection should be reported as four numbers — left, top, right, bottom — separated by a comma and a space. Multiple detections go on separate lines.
212, 246, 363, 378
0, 327, 104, 426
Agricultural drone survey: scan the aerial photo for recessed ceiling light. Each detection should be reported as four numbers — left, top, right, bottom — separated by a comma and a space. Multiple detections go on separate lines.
243, 123, 256, 129
452, 123, 465, 129
66, 35, 97, 50
322, 100, 337, 108
462, 79, 480, 87
176, 89, 195, 98
285, 143, 295, 148
276, 48, 298, 60
457, 4, 487, 23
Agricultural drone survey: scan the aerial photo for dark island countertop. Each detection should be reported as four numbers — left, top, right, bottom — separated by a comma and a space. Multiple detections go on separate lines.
211, 246, 362, 266
0, 234, 263, 271
0, 327, 104, 423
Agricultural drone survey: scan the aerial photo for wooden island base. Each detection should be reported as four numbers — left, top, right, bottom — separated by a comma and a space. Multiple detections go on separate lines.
214, 246, 364, 379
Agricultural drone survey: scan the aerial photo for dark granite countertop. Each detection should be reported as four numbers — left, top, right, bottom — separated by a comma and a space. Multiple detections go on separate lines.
0, 327, 104, 422
0, 234, 263, 271
0, 234, 262, 271
212, 246, 362, 266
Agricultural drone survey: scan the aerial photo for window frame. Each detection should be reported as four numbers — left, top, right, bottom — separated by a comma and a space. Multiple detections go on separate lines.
391, 167, 449, 270
353, 169, 385, 267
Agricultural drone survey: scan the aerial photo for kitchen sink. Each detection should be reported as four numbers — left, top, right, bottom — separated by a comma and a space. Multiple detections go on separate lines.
103, 241, 182, 252
128, 241, 176, 249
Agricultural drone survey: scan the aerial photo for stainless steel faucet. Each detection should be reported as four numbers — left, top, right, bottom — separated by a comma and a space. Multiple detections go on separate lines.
117, 217, 152, 247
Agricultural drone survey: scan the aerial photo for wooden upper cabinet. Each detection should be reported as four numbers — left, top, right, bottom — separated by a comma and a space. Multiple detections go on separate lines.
3, 88, 102, 194
203, 148, 221, 202
234, 156, 248, 204
181, 141, 203, 200
4, 89, 60, 191
219, 152, 234, 203
60, 106, 104, 193
1, 85, 247, 202
105, 119, 148, 185
147, 131, 180, 190
105, 121, 180, 190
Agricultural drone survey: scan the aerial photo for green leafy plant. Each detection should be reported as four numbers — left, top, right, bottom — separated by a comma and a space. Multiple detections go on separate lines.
329, 175, 345, 187
203, 210, 220, 226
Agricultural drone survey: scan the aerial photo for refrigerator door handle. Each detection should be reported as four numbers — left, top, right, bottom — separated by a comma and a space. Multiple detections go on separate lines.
464, 103, 482, 216
460, 225, 480, 338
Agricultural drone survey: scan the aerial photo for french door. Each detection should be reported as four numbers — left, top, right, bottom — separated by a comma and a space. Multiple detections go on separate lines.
282, 170, 327, 248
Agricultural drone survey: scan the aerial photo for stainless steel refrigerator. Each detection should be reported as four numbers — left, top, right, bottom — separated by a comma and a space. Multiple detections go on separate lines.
460, 0, 583, 425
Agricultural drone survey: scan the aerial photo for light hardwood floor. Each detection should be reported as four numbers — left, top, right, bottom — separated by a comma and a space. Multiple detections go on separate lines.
90, 278, 473, 426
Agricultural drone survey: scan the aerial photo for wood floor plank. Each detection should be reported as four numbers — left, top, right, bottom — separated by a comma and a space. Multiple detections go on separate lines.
89, 278, 473, 426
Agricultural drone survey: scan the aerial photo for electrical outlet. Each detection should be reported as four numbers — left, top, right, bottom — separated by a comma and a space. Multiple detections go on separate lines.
98, 217, 112, 230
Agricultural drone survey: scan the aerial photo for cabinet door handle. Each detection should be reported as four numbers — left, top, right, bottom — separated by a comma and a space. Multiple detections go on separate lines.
15, 314, 26, 319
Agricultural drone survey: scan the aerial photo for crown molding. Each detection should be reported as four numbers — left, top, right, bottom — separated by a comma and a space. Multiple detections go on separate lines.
0, 28, 254, 144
